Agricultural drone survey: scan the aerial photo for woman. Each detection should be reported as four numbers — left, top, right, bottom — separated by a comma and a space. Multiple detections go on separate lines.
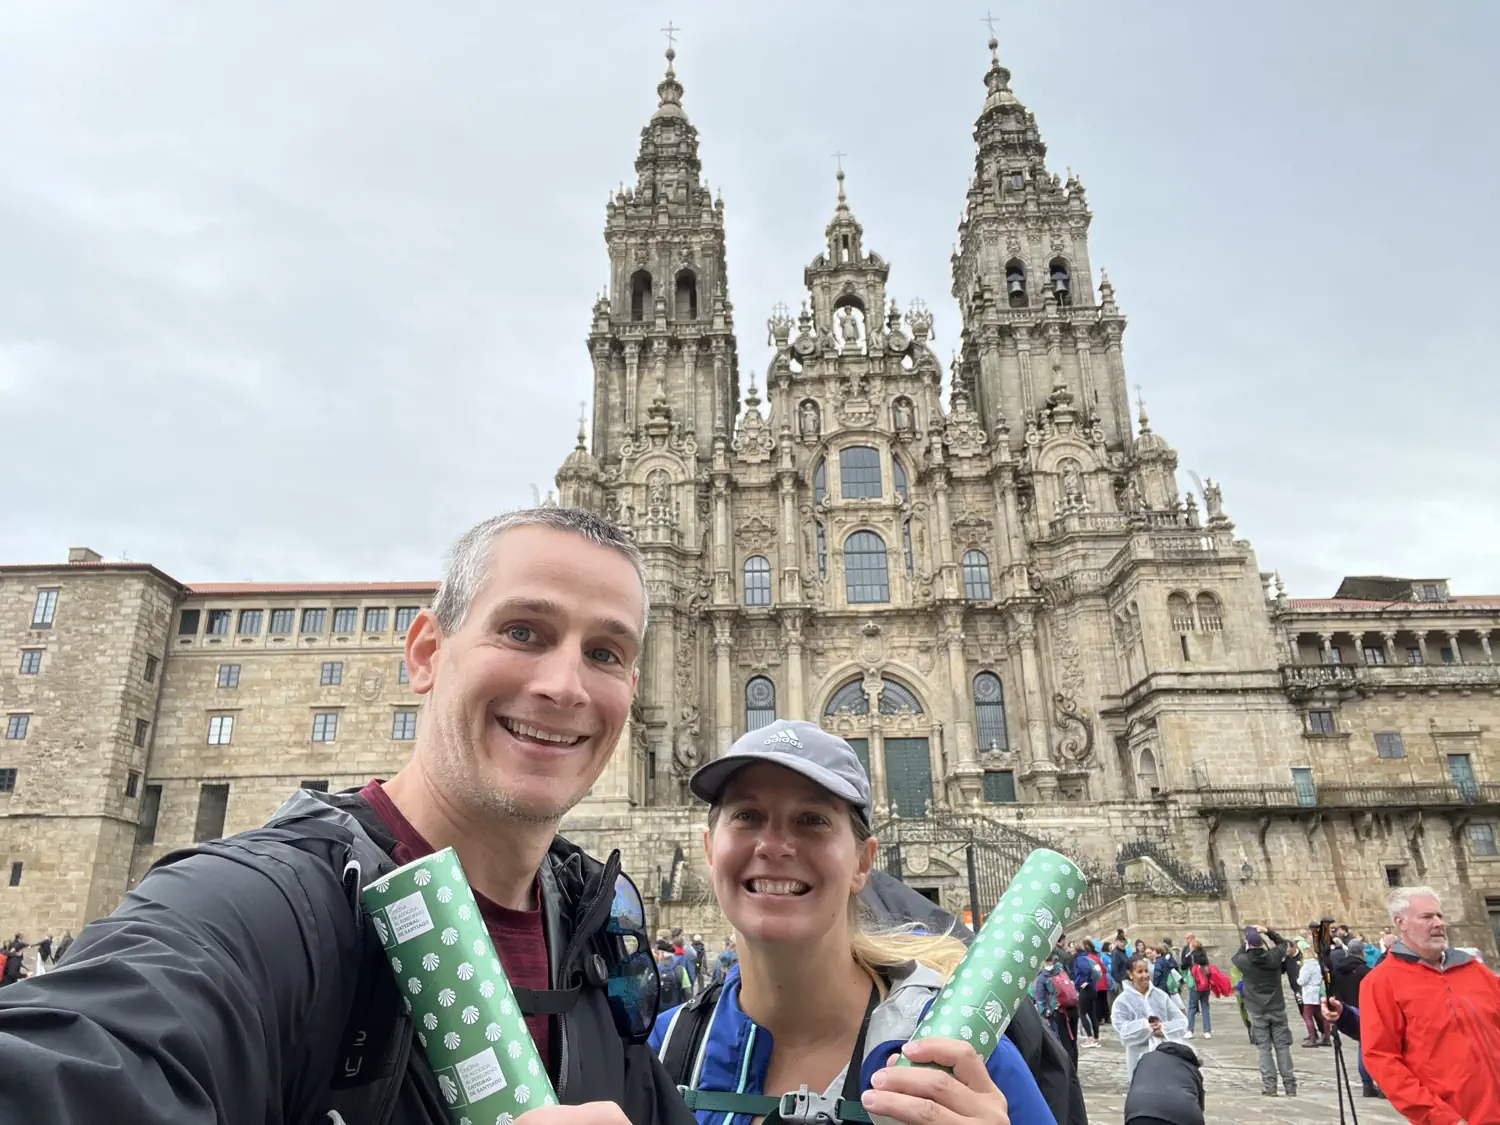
651, 720, 1054, 1125
1182, 939, 1211, 1041
1071, 938, 1106, 1047
1111, 956, 1188, 1080
1295, 940, 1330, 1047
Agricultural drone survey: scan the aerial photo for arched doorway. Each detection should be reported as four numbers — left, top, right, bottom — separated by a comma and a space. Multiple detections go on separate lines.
822, 675, 932, 818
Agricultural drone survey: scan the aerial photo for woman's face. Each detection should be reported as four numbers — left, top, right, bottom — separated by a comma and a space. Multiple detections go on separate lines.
704, 762, 876, 948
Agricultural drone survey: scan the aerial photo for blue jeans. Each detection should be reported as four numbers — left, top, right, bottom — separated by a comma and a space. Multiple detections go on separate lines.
1186, 989, 1212, 1033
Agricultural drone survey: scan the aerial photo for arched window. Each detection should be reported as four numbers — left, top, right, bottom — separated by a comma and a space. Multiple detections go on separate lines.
629, 270, 652, 322
1196, 592, 1222, 632
893, 459, 908, 502
844, 531, 889, 604
1049, 258, 1072, 306
674, 270, 698, 320
840, 446, 882, 499
878, 679, 924, 714
823, 677, 925, 717
813, 458, 826, 505
742, 556, 771, 607
903, 520, 914, 577
1168, 592, 1195, 632
973, 672, 1008, 752
1137, 748, 1160, 797
745, 676, 776, 731
962, 549, 992, 601
1005, 260, 1028, 309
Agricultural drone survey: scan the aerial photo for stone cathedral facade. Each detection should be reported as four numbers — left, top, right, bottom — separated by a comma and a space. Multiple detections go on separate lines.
2, 44, 1498, 958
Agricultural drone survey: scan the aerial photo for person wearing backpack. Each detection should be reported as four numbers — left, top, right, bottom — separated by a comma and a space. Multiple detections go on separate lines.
1182, 938, 1213, 1040
0, 509, 696, 1125
1038, 952, 1079, 1067
650, 720, 1056, 1125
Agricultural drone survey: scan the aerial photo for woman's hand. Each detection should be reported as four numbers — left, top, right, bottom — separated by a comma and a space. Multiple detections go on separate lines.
862, 1038, 1009, 1125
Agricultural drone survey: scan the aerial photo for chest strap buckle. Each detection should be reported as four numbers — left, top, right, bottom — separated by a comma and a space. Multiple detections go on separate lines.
778, 1086, 841, 1125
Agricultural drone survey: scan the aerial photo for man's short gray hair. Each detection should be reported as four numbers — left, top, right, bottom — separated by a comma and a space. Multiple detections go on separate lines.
431, 507, 649, 637
1388, 885, 1440, 922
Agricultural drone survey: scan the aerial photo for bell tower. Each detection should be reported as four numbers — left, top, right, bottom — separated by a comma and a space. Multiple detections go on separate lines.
585, 45, 739, 468
951, 37, 1131, 451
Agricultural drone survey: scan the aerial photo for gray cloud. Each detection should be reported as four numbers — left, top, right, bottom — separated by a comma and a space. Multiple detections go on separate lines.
2, 1, 1496, 596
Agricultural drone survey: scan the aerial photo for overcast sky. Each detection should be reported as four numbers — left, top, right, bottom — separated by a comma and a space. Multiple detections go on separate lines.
2, 2, 1496, 597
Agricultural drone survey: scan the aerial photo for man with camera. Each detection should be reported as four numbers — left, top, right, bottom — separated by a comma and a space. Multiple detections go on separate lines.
1232, 924, 1298, 1097
0, 509, 694, 1125
1361, 886, 1500, 1125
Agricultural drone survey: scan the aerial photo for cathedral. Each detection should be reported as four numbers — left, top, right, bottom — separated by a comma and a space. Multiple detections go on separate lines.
1, 40, 1497, 958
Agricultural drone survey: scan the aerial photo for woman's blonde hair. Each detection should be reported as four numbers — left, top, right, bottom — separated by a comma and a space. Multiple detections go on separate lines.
706, 799, 969, 997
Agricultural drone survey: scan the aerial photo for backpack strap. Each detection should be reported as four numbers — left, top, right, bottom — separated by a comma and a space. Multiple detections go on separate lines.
660, 978, 723, 1086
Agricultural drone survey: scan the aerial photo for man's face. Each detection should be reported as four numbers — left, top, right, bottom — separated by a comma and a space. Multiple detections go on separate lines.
1395, 895, 1447, 960
406, 526, 642, 823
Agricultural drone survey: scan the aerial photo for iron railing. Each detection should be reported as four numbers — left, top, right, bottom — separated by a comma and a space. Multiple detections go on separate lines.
1193, 782, 1500, 812
1115, 839, 1225, 894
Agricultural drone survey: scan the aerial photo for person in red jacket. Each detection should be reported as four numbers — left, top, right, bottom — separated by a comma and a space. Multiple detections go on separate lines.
1361, 886, 1500, 1125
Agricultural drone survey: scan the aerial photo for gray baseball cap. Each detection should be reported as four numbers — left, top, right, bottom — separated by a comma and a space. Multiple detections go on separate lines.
689, 719, 873, 825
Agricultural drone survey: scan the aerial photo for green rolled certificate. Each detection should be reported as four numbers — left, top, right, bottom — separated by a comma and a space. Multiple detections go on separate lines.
362, 846, 557, 1124
904, 848, 1086, 1060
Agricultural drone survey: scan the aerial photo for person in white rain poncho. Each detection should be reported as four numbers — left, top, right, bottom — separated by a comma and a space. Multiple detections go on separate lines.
1112, 955, 1189, 1079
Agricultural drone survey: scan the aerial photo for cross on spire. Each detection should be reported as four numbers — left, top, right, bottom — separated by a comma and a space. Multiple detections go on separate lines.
661, 21, 680, 49
832, 150, 847, 174
980, 10, 999, 37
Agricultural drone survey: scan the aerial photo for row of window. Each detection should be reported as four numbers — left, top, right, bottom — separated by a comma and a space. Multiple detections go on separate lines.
740, 544, 993, 607
1322, 644, 1457, 666
1167, 592, 1223, 633
182, 605, 422, 639
215, 661, 408, 689
205, 708, 418, 746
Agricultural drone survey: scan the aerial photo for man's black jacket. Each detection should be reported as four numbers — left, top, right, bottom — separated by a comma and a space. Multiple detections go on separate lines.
1123, 1042, 1204, 1125
0, 789, 695, 1125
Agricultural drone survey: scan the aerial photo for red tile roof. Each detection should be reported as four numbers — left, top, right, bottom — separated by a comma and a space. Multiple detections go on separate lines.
186, 581, 438, 597
1287, 596, 1500, 612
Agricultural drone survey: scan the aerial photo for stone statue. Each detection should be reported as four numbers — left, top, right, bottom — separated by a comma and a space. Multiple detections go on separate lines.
1060, 458, 1083, 501
800, 399, 820, 438
893, 397, 914, 433
838, 306, 862, 351
649, 471, 669, 508
1203, 478, 1224, 521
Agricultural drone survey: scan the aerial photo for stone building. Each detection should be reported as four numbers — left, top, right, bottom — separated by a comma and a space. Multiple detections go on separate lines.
2, 42, 1497, 959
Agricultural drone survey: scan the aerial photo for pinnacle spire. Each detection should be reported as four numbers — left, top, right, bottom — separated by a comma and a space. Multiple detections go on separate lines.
575, 401, 587, 449
1135, 385, 1150, 431
653, 43, 686, 121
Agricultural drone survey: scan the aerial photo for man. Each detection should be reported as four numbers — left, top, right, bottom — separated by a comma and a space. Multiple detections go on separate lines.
0, 939, 25, 988
1112, 955, 1188, 1080
714, 935, 737, 985
0, 508, 695, 1125
1362, 886, 1500, 1125
51, 931, 72, 964
1232, 924, 1297, 1097
35, 935, 53, 965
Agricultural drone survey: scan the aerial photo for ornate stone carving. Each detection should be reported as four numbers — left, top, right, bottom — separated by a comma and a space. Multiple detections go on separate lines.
944, 387, 987, 459
738, 514, 775, 553
1052, 693, 1095, 767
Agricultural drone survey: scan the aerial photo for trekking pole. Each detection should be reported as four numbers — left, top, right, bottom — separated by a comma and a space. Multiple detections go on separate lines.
1313, 918, 1358, 1125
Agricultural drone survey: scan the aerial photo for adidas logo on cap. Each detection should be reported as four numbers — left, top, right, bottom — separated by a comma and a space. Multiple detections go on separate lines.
763, 728, 803, 749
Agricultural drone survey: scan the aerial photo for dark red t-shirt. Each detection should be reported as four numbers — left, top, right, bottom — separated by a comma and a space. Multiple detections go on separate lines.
359, 780, 553, 1079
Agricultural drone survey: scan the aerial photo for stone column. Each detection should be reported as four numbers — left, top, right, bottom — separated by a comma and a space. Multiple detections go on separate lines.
711, 474, 732, 604
1076, 335, 1097, 416
1482, 632, 1494, 664
1103, 323, 1130, 443
781, 614, 805, 718
932, 470, 957, 599
1446, 632, 1463, 664
711, 615, 734, 755
624, 342, 641, 436
1012, 609, 1057, 799
1015, 327, 1036, 416
942, 607, 981, 805
682, 343, 697, 435
1319, 633, 1334, 663
1289, 634, 1303, 663
861, 673, 887, 811
1417, 631, 1430, 663
1382, 631, 1397, 664
777, 473, 800, 602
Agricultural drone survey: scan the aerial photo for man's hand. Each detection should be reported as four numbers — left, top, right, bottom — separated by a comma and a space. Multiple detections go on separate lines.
864, 1038, 1009, 1125
518, 1103, 632, 1125
1321, 997, 1343, 1025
